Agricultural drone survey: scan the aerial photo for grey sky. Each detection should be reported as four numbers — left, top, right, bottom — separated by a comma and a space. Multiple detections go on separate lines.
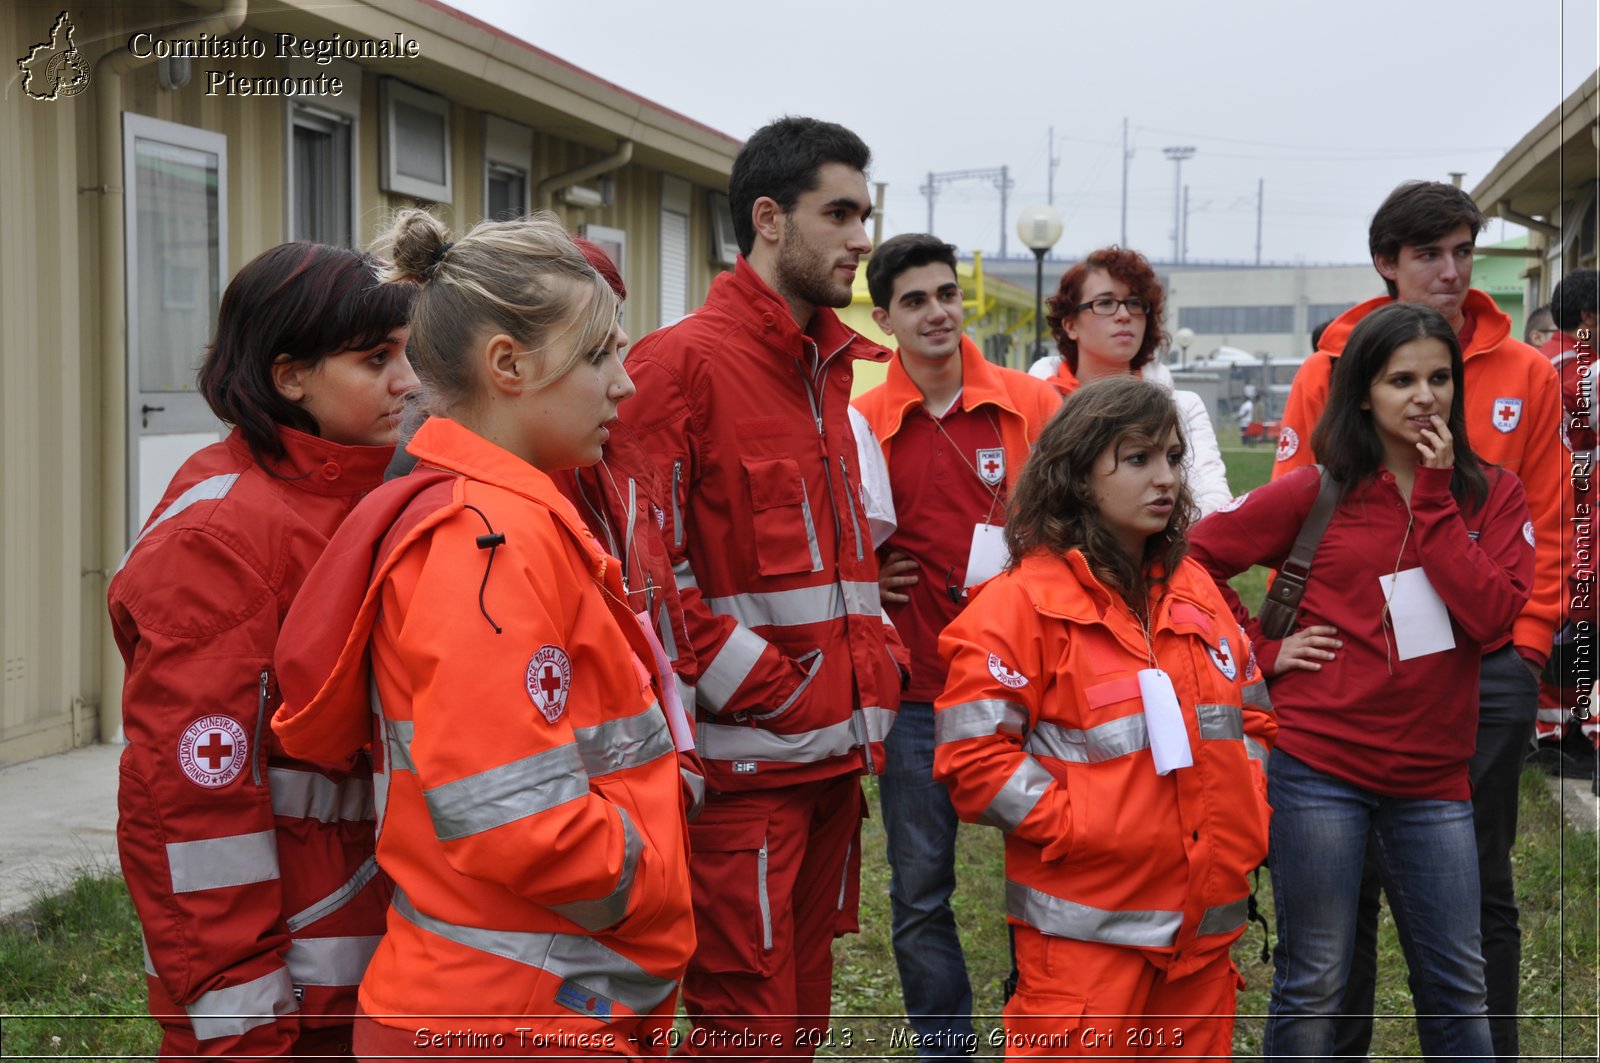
451, 0, 1597, 267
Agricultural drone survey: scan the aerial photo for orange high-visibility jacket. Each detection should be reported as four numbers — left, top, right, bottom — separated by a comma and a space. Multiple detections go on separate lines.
1274, 291, 1562, 663
934, 550, 1274, 980
273, 416, 693, 1039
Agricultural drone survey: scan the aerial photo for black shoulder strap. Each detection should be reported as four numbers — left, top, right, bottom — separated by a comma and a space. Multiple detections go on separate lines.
1278, 465, 1338, 580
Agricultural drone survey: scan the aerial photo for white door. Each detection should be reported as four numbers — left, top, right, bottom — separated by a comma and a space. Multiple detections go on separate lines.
122, 114, 228, 540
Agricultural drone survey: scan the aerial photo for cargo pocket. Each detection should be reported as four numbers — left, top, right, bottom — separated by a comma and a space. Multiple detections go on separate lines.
1000, 987, 1089, 1057
686, 809, 775, 975
741, 456, 822, 577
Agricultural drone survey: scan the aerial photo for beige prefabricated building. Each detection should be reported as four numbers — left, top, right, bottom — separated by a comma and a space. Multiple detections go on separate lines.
1, 0, 740, 766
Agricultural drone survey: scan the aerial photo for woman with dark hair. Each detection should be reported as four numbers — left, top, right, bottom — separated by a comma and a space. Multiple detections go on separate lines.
1036, 247, 1233, 514
934, 376, 1273, 1058
271, 210, 694, 1058
108, 242, 417, 1059
1189, 302, 1534, 1060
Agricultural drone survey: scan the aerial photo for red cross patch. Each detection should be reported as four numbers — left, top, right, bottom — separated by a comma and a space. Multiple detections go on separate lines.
987, 653, 1028, 688
177, 715, 248, 789
526, 645, 572, 724
1491, 397, 1522, 433
976, 448, 1005, 486
1207, 637, 1238, 682
1274, 426, 1300, 463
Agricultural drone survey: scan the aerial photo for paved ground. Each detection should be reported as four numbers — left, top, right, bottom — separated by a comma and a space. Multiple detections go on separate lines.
0, 743, 1594, 920
0, 742, 122, 917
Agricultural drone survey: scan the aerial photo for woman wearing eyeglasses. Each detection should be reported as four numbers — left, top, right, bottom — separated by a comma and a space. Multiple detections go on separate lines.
1040, 248, 1233, 515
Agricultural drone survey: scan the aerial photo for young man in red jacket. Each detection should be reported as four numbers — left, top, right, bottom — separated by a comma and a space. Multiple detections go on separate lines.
852, 233, 1059, 1058
1273, 181, 1561, 1062
618, 117, 901, 1058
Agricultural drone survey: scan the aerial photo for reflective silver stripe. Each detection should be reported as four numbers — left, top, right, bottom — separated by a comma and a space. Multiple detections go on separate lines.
698, 625, 769, 711
1196, 704, 1245, 742
141, 933, 157, 976
978, 758, 1054, 831
1197, 898, 1249, 937
799, 493, 824, 572
936, 699, 1029, 744
1244, 736, 1269, 766
573, 702, 673, 777
751, 648, 823, 722
836, 837, 852, 909
655, 602, 678, 660
673, 559, 697, 592
186, 967, 298, 1040
1008, 879, 1181, 949
1242, 680, 1273, 712
671, 460, 684, 549
675, 678, 697, 720
681, 767, 705, 817
118, 473, 240, 570
860, 702, 894, 744
285, 855, 382, 932
392, 890, 678, 1013
386, 718, 416, 774
166, 831, 280, 894
756, 843, 773, 950
268, 768, 375, 823
550, 808, 642, 931
698, 705, 894, 764
703, 581, 881, 629
424, 743, 589, 841
1027, 715, 1149, 764
285, 934, 381, 987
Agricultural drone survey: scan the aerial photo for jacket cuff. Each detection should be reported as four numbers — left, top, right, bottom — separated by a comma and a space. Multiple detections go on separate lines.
1254, 637, 1283, 678
1512, 614, 1555, 669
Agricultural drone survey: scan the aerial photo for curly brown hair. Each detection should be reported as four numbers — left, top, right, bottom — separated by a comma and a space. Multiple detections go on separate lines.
1044, 247, 1167, 375
1005, 376, 1192, 604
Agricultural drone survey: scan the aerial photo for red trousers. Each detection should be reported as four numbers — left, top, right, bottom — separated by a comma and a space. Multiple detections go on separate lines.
679, 774, 863, 1059
1000, 928, 1241, 1060
157, 1021, 351, 1061
351, 1004, 675, 1059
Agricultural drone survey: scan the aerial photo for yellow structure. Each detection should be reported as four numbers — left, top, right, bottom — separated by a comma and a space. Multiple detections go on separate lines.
842, 251, 1040, 395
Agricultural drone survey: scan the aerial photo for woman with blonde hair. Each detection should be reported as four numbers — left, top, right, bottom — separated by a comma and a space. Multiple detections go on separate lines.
273, 209, 694, 1058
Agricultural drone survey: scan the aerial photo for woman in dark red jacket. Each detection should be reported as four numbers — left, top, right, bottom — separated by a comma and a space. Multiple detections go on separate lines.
1190, 303, 1534, 1061
109, 243, 417, 1059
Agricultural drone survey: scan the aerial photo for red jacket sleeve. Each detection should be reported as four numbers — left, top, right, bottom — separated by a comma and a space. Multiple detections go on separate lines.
1272, 354, 1333, 479
620, 346, 836, 728
110, 530, 299, 1055
1506, 357, 1565, 664
1410, 466, 1536, 645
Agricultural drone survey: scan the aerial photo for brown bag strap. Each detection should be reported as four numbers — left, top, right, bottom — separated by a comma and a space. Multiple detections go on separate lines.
1278, 465, 1339, 581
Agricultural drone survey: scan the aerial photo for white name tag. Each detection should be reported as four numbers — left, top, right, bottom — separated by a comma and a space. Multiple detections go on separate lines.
1377, 567, 1456, 661
964, 523, 1010, 590
1139, 668, 1193, 775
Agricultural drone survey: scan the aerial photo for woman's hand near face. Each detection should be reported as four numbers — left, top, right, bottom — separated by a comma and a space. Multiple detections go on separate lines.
1270, 624, 1342, 675
1416, 414, 1454, 469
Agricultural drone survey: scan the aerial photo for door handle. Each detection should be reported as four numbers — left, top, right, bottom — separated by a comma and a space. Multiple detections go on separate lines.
140, 403, 165, 429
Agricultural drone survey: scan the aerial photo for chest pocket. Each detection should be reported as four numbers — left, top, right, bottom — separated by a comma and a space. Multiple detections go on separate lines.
741, 455, 824, 577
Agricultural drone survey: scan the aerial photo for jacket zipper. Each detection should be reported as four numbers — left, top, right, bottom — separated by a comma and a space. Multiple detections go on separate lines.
670, 460, 684, 550
254, 669, 270, 787
838, 456, 863, 561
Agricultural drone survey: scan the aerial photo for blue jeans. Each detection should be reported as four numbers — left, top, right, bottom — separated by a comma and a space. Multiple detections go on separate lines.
878, 701, 974, 1058
1264, 750, 1493, 1062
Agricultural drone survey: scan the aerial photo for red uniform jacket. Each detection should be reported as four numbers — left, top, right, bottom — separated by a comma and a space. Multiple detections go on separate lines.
935, 550, 1273, 980
107, 427, 393, 1054
1191, 464, 1534, 798
1274, 291, 1561, 664
273, 417, 694, 1041
618, 257, 902, 790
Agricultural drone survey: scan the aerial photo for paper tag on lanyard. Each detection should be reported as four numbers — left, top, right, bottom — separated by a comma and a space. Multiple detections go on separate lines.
1138, 668, 1192, 775
634, 610, 695, 752
963, 523, 1010, 590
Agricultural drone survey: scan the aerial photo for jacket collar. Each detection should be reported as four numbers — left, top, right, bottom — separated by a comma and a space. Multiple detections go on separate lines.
1015, 548, 1219, 634
711, 256, 889, 366
877, 334, 1026, 437
225, 424, 393, 496
1321, 289, 1512, 362
404, 417, 600, 560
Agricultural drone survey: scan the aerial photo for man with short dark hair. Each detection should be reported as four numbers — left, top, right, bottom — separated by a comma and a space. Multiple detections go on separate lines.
1275, 180, 1562, 1062
619, 116, 900, 1058
854, 234, 1060, 1058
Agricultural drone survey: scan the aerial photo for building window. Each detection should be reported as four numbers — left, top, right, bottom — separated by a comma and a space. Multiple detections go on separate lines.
380, 79, 451, 202
708, 191, 739, 267
660, 175, 692, 327
582, 224, 627, 291
290, 105, 353, 245
483, 115, 532, 221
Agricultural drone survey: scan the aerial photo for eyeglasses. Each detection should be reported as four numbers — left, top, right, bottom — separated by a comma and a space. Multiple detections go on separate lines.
1074, 297, 1151, 317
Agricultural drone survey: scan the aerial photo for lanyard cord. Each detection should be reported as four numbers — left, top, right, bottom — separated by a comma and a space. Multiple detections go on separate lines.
1378, 513, 1416, 675
928, 405, 1007, 526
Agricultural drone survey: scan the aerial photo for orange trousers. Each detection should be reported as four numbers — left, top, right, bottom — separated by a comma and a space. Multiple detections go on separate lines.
999, 928, 1241, 1060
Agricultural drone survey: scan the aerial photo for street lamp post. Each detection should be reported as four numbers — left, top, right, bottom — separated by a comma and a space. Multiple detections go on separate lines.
1174, 326, 1195, 370
1016, 204, 1064, 365
1162, 146, 1195, 264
